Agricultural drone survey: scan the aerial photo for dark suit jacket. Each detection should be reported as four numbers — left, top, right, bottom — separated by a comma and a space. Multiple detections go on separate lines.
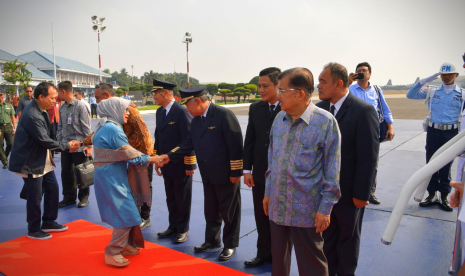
316, 92, 379, 202
167, 103, 243, 185
243, 101, 281, 185
154, 101, 196, 177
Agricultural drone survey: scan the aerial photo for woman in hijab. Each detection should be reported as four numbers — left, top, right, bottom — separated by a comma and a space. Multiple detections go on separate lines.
92, 97, 164, 267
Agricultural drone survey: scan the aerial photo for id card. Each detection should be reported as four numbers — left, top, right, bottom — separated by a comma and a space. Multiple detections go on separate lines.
67, 116, 72, 124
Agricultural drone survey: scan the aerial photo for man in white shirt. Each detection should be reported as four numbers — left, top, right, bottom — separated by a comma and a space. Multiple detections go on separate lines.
75, 90, 91, 116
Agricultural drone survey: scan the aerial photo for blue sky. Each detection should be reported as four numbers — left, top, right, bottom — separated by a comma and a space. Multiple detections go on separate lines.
1, 0, 464, 85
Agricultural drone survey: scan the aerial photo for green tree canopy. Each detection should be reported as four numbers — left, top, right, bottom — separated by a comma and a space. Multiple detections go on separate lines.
244, 84, 257, 94
1, 59, 32, 94
249, 76, 259, 86
218, 83, 235, 91
205, 84, 218, 95
216, 88, 231, 105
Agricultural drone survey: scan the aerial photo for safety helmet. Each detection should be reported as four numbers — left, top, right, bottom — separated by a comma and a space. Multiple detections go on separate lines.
439, 62, 459, 74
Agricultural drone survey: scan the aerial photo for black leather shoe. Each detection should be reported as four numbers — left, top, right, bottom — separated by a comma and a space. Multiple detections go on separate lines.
244, 257, 271, 267
140, 219, 151, 230
369, 194, 381, 205
174, 232, 189, 243
194, 242, 222, 252
439, 193, 453, 212
157, 228, 176, 238
419, 191, 438, 207
219, 248, 236, 261
77, 198, 89, 208
2, 163, 7, 169
59, 199, 76, 208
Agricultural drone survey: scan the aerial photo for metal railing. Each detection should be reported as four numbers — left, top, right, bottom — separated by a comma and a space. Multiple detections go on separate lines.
382, 129, 465, 245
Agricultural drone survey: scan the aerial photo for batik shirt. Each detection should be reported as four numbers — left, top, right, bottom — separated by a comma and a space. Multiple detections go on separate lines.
265, 102, 341, 228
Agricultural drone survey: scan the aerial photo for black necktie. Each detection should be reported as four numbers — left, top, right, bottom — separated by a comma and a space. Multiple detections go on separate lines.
330, 105, 336, 115
270, 104, 275, 115
163, 109, 167, 122
202, 116, 205, 124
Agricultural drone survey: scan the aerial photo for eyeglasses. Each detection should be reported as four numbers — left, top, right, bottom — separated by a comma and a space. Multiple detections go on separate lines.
356, 69, 369, 73
277, 88, 301, 95
26, 90, 33, 93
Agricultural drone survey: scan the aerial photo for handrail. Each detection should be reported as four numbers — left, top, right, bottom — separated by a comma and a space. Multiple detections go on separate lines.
414, 130, 465, 202
382, 134, 465, 245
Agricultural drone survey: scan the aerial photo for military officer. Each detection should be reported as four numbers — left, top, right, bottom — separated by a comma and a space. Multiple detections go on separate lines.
161, 86, 243, 261
0, 91, 17, 169
407, 62, 463, 211
153, 79, 196, 243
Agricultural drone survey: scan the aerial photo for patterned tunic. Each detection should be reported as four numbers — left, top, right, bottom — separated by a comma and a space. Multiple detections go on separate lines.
265, 102, 341, 228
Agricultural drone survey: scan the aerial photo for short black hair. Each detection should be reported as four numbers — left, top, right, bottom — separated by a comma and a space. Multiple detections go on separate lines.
277, 67, 314, 97
99, 83, 115, 96
259, 67, 281, 86
324, 62, 349, 88
57, 81, 73, 92
95, 84, 100, 89
356, 62, 371, 73
34, 82, 55, 99
75, 90, 84, 96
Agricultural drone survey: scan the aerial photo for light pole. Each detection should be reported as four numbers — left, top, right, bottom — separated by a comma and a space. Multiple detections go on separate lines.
91, 15, 106, 83
182, 32, 192, 88
131, 65, 134, 86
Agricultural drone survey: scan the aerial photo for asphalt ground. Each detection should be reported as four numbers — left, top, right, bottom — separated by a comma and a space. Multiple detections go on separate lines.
228, 97, 428, 120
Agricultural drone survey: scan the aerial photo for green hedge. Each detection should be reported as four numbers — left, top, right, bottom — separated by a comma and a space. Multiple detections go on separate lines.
248, 98, 261, 103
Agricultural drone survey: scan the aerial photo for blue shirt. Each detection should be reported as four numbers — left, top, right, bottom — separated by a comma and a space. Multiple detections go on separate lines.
265, 102, 341, 228
123, 95, 131, 101
407, 83, 463, 125
349, 83, 394, 124
89, 96, 97, 104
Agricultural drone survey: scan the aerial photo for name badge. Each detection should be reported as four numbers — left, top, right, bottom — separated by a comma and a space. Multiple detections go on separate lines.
67, 116, 72, 124
56, 103, 59, 108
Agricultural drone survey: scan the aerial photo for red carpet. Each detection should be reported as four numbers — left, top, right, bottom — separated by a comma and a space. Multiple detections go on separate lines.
0, 219, 251, 276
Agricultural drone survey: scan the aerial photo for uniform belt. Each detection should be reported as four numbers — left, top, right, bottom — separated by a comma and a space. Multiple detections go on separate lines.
428, 121, 459, 131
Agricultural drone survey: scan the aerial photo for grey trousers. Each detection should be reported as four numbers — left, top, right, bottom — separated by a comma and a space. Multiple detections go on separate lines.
270, 220, 328, 276
105, 227, 132, 256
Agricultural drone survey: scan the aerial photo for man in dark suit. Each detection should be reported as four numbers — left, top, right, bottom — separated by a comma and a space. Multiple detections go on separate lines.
161, 86, 243, 261
153, 79, 196, 243
316, 62, 379, 276
243, 67, 281, 267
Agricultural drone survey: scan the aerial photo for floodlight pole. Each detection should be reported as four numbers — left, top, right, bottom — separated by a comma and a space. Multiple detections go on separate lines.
92, 16, 106, 83
98, 29, 102, 83
182, 32, 192, 88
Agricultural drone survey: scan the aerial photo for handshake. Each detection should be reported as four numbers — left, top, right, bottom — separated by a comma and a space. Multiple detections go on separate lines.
149, 154, 170, 167
68, 140, 82, 152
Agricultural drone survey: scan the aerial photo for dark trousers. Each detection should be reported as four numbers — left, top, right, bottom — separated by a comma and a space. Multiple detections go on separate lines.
13, 106, 17, 117
60, 151, 89, 201
426, 127, 458, 194
50, 122, 58, 141
25, 171, 59, 232
140, 163, 154, 220
323, 201, 365, 276
371, 155, 380, 195
0, 124, 14, 165
270, 220, 328, 276
252, 184, 271, 259
91, 104, 97, 118
163, 173, 193, 233
203, 180, 241, 248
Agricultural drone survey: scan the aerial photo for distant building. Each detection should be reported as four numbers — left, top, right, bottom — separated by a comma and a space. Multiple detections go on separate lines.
0, 49, 110, 95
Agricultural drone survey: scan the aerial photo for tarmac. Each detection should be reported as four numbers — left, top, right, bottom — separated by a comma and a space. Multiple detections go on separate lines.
0, 95, 458, 276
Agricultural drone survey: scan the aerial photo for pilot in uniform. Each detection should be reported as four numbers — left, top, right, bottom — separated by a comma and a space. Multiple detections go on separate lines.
166, 86, 243, 261
153, 79, 196, 243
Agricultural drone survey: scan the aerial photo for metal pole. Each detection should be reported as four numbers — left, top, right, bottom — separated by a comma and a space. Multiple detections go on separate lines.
98, 29, 102, 83
52, 23, 57, 86
186, 42, 189, 88
381, 131, 465, 245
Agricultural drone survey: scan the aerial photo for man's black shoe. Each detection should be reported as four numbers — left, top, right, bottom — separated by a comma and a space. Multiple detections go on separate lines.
58, 199, 76, 208
419, 191, 438, 207
439, 193, 453, 212
27, 230, 52, 240
157, 228, 176, 238
77, 198, 89, 208
219, 248, 236, 261
41, 222, 68, 233
174, 232, 189, 243
244, 257, 272, 267
369, 194, 381, 205
2, 163, 7, 169
140, 218, 151, 230
194, 242, 222, 252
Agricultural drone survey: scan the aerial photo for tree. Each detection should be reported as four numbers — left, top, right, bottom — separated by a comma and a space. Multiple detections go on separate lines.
205, 84, 218, 95
233, 87, 250, 103
116, 88, 124, 97
129, 84, 142, 91
235, 83, 245, 89
216, 89, 231, 105
244, 84, 257, 94
103, 68, 111, 74
249, 76, 259, 86
1, 59, 32, 94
